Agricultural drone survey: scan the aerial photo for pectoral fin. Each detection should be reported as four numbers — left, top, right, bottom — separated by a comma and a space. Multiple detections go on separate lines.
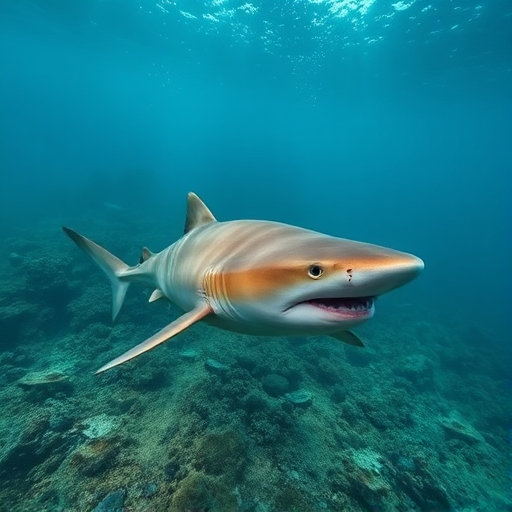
149, 289, 166, 302
96, 303, 213, 374
329, 330, 365, 347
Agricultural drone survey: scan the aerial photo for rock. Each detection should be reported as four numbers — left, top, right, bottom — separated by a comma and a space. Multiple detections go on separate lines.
284, 389, 313, 406
179, 348, 199, 360
439, 413, 484, 444
18, 370, 69, 388
9, 252, 23, 267
262, 373, 289, 397
91, 489, 126, 512
236, 354, 257, 372
332, 384, 348, 403
205, 358, 228, 374
17, 370, 72, 398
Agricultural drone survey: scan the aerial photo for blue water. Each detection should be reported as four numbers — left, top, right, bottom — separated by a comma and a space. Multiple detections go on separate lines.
0, 1, 511, 511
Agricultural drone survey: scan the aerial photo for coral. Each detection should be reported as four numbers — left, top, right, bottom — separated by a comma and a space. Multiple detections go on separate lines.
1, 216, 511, 512
273, 481, 314, 511
67, 285, 110, 331
171, 472, 213, 511
171, 472, 238, 512
129, 360, 169, 390
261, 373, 289, 397
345, 347, 372, 367
80, 414, 120, 439
249, 412, 282, 446
352, 448, 385, 475
20, 252, 76, 306
236, 354, 257, 373
141, 482, 158, 498
243, 391, 268, 414
3, 366, 26, 383
69, 437, 121, 476
315, 357, 340, 385
395, 466, 451, 511
0, 411, 73, 482
395, 354, 435, 389
194, 429, 247, 477
91, 489, 126, 512
0, 301, 38, 348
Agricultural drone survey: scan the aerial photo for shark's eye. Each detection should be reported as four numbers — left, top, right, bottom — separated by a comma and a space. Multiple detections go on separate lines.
308, 264, 324, 279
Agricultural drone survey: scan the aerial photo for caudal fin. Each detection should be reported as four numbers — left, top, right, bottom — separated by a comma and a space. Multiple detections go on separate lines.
63, 227, 130, 320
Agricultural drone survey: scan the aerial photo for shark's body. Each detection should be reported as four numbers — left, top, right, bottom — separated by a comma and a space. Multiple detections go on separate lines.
64, 193, 424, 373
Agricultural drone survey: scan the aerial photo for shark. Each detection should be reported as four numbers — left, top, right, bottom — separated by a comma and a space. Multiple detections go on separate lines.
63, 192, 424, 374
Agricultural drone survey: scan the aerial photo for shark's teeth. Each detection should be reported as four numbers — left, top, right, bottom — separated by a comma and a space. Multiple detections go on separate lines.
307, 297, 374, 312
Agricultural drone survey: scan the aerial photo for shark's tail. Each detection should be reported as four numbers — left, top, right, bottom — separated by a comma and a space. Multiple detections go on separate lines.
63, 227, 131, 320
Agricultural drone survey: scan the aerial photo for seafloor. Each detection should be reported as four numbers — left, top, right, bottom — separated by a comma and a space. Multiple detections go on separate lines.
0, 209, 510, 512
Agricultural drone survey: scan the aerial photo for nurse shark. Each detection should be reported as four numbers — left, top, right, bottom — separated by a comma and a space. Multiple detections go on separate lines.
63, 192, 424, 373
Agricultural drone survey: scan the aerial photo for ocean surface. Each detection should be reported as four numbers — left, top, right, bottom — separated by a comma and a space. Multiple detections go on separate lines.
0, 0, 511, 511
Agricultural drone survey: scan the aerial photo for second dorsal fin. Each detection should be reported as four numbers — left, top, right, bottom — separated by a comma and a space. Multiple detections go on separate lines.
139, 247, 154, 264
184, 192, 216, 234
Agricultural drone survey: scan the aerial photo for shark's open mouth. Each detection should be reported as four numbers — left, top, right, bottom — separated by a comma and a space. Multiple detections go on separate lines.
307, 296, 375, 318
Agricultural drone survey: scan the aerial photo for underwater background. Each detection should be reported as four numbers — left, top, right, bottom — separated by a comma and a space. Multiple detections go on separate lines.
0, 0, 511, 510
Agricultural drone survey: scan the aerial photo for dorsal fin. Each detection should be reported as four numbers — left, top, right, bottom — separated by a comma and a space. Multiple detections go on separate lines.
184, 192, 216, 234
139, 247, 154, 264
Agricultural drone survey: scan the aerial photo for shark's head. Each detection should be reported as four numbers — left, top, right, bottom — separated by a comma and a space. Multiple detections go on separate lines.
208, 224, 424, 333
276, 237, 424, 331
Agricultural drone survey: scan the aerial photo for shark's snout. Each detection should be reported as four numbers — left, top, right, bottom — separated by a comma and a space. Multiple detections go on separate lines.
352, 252, 424, 296
401, 254, 425, 279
